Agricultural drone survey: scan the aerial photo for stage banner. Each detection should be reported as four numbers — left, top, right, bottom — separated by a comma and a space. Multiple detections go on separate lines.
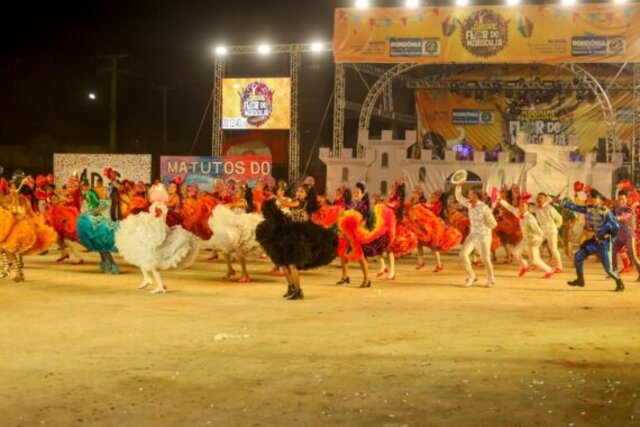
222, 78, 291, 130
160, 156, 272, 191
333, 4, 640, 63
53, 154, 152, 186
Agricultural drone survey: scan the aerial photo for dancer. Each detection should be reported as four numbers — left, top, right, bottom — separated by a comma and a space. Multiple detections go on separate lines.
115, 183, 200, 293
207, 204, 263, 283
535, 192, 564, 272
612, 191, 640, 281
336, 183, 395, 288
499, 192, 554, 279
45, 176, 84, 264
408, 186, 461, 272
379, 180, 417, 280
256, 184, 337, 300
76, 180, 120, 274
0, 176, 57, 282
455, 184, 497, 287
563, 189, 625, 292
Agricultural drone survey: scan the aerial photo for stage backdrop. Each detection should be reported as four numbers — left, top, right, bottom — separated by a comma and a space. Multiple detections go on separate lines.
334, 3, 640, 63
53, 154, 152, 186
160, 156, 272, 191
414, 65, 634, 152
222, 78, 291, 130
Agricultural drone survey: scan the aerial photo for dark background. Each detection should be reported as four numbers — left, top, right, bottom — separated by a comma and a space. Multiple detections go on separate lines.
0, 0, 610, 179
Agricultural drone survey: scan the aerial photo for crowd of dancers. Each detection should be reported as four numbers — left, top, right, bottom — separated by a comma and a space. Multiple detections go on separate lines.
0, 167, 638, 299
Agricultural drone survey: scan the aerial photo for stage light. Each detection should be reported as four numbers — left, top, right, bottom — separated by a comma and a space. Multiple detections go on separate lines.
613, 0, 629, 4
88, 92, 97, 101
257, 44, 271, 55
506, 0, 520, 6
561, 0, 577, 5
355, 0, 370, 9
455, 0, 470, 7
405, 0, 420, 7
214, 45, 228, 56
310, 42, 324, 53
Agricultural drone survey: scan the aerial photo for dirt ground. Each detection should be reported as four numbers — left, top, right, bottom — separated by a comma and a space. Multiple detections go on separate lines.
0, 251, 639, 427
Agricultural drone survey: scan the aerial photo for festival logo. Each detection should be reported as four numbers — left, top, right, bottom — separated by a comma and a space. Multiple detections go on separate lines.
461, 10, 509, 58
239, 81, 274, 127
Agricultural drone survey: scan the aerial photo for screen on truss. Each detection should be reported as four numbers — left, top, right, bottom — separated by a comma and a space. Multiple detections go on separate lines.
222, 78, 291, 130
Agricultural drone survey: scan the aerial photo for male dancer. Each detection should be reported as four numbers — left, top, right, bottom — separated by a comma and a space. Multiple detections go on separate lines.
563, 189, 625, 292
535, 193, 564, 272
455, 185, 497, 287
612, 191, 640, 281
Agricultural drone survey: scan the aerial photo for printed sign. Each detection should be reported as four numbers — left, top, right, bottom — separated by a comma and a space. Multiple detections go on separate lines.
160, 156, 272, 191
222, 78, 291, 130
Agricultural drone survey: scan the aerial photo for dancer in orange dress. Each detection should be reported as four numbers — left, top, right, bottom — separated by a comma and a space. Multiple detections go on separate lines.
378, 180, 418, 280
0, 176, 57, 282
408, 186, 462, 272
45, 176, 84, 264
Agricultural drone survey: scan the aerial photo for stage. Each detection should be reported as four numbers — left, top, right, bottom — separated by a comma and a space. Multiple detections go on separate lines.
0, 252, 638, 426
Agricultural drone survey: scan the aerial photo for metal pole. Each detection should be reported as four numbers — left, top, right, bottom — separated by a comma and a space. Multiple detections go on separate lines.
288, 47, 300, 185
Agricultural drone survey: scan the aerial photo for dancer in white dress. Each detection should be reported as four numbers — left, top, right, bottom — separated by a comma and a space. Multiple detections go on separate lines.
207, 204, 263, 283
499, 193, 554, 279
115, 183, 200, 294
455, 185, 497, 287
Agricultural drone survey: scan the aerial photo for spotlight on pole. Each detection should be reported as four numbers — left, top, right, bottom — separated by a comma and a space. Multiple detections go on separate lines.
455, 0, 470, 7
257, 44, 271, 55
310, 42, 324, 53
88, 92, 97, 101
214, 45, 228, 56
561, 0, 577, 5
405, 0, 420, 7
506, 0, 520, 6
355, 0, 370, 9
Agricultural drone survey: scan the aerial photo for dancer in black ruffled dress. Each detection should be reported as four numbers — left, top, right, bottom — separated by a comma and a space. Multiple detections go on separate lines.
256, 184, 337, 300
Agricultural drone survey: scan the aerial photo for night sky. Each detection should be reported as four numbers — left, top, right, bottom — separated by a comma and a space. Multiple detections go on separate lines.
0, 0, 348, 175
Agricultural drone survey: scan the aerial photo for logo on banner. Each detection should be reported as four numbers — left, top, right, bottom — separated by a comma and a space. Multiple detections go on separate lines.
389, 38, 423, 57
452, 109, 494, 125
461, 10, 509, 58
422, 38, 441, 56
239, 81, 274, 127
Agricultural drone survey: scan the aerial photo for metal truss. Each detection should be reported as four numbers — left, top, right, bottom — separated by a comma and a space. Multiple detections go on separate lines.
345, 101, 416, 125
332, 63, 346, 157
211, 43, 331, 181
634, 64, 640, 180
211, 58, 225, 156
288, 47, 300, 185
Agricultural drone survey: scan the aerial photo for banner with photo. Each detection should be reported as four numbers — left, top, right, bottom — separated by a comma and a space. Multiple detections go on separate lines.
53, 154, 152, 186
414, 65, 633, 152
333, 4, 640, 63
160, 156, 272, 192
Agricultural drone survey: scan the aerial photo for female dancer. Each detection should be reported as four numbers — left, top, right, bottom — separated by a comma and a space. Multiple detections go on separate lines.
116, 183, 200, 294
0, 176, 57, 282
76, 180, 120, 274
336, 182, 395, 288
378, 180, 418, 280
408, 186, 462, 272
166, 176, 184, 227
45, 176, 84, 264
256, 184, 337, 300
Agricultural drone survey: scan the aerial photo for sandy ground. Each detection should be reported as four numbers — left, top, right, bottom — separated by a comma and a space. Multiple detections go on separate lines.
0, 251, 639, 427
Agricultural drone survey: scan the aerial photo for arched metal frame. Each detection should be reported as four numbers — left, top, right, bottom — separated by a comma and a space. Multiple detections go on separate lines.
345, 62, 620, 161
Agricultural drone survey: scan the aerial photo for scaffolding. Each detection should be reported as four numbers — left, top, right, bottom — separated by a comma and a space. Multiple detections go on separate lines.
210, 42, 331, 184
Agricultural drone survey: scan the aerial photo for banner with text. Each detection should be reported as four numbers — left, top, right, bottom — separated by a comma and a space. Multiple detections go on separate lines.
160, 156, 272, 191
333, 4, 640, 63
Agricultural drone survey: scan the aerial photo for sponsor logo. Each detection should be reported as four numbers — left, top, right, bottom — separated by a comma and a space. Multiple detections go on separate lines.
452, 109, 494, 125
389, 38, 423, 57
461, 10, 509, 58
571, 36, 607, 56
422, 38, 441, 56
607, 37, 625, 55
